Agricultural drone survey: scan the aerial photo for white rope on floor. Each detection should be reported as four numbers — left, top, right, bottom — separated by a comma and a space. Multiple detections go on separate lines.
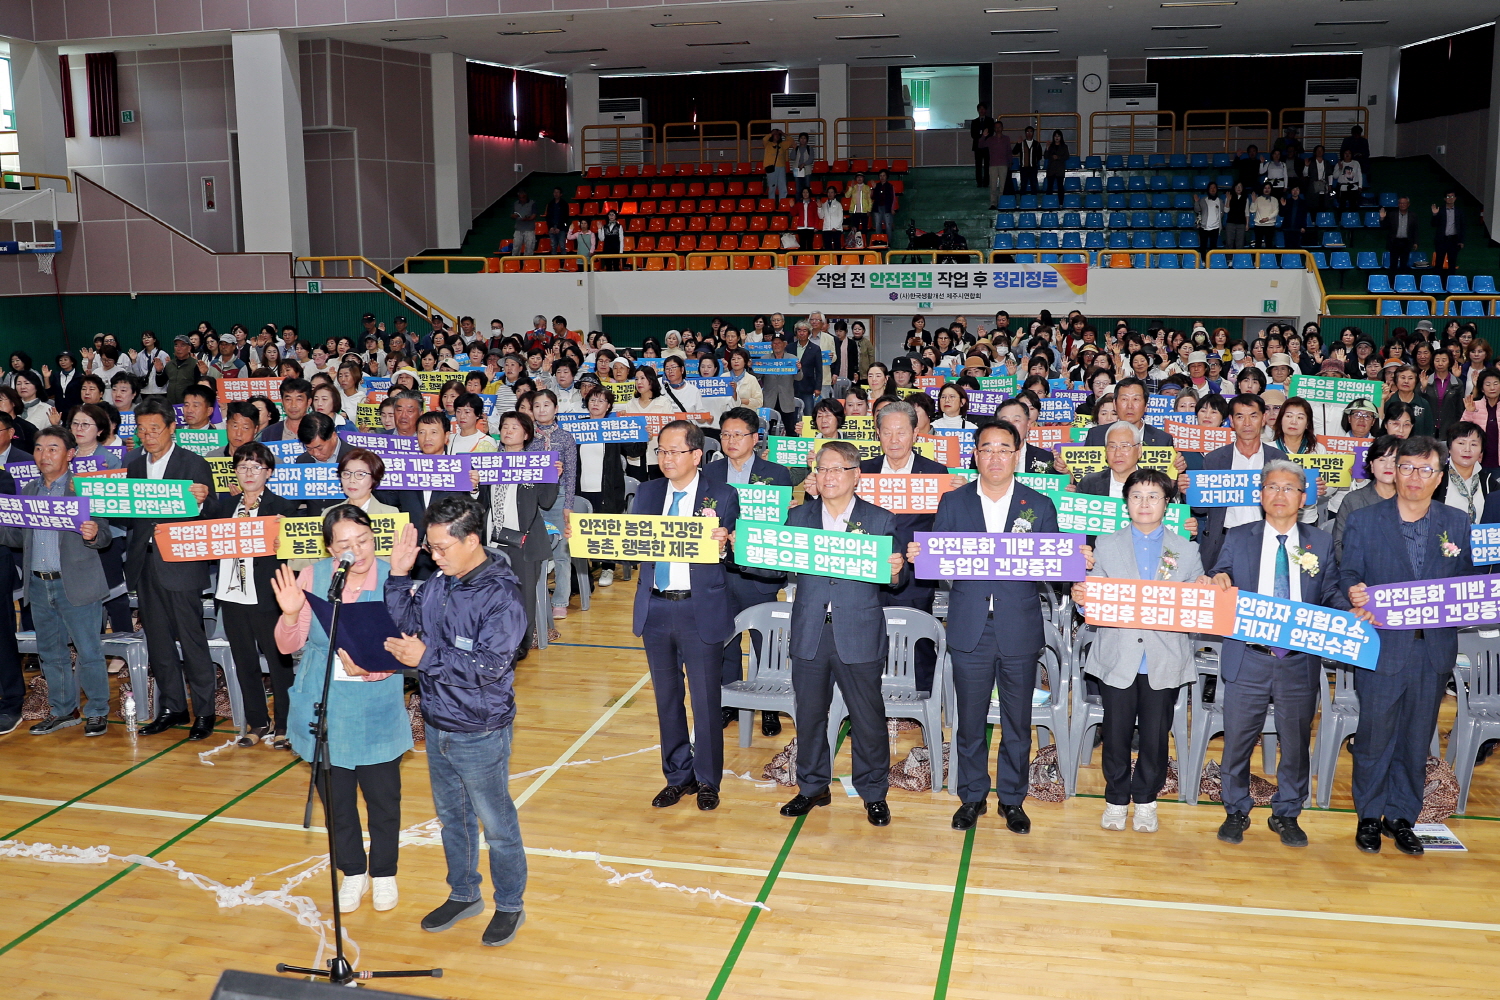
197, 738, 237, 766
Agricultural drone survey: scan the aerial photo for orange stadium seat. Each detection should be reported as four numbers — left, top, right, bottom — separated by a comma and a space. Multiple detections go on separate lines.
729, 216, 747, 231
648, 217, 666, 232
677, 234, 697, 251
645, 255, 665, 270
688, 255, 708, 270
688, 216, 707, 231
732, 254, 750, 268
502, 258, 522, 272
760, 233, 780, 249
627, 218, 646, 233
638, 200, 656, 214
522, 258, 542, 272
709, 255, 729, 269
668, 216, 686, 232
752, 254, 774, 269
656, 235, 677, 251
769, 215, 789, 231
708, 216, 727, 232
749, 215, 768, 231
736, 198, 756, 213
635, 236, 655, 251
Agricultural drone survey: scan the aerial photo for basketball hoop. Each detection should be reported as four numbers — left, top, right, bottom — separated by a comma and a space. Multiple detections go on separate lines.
36, 253, 54, 275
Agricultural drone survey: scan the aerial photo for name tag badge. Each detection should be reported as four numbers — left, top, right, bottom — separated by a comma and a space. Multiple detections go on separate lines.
455, 636, 475, 652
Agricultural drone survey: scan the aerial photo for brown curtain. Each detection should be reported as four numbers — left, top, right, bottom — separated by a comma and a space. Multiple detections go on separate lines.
515, 70, 567, 141
468, 62, 515, 138
85, 52, 119, 138
59, 55, 74, 138
600, 71, 787, 134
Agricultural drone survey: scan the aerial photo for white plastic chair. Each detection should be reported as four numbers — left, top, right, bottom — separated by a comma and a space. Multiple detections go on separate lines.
720, 601, 796, 748
1450, 630, 1500, 814
1310, 662, 1360, 808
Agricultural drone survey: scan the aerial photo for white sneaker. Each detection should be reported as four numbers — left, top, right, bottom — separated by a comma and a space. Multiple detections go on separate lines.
1132, 800, 1159, 833
372, 876, 398, 911
337, 873, 368, 912
1100, 803, 1128, 831
597, 568, 614, 588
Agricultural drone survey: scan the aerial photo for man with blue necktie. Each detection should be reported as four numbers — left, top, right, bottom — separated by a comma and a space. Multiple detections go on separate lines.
1205, 459, 1345, 848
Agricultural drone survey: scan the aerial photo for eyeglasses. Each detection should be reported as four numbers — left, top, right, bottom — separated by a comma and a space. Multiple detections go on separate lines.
1127, 492, 1166, 503
1397, 463, 1440, 479
975, 446, 1016, 458
234, 463, 269, 475
656, 448, 700, 458
69, 421, 96, 431
816, 465, 860, 475
1261, 483, 1305, 496
720, 431, 755, 441
340, 470, 373, 481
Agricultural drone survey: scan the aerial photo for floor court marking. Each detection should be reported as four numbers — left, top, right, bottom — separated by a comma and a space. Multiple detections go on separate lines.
0, 735, 193, 841
513, 671, 652, 809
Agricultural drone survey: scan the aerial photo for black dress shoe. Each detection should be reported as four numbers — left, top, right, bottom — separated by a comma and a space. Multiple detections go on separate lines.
651, 780, 699, 808
1218, 811, 1251, 844
1001, 803, 1031, 834
761, 711, 782, 737
779, 788, 832, 817
951, 800, 987, 831
865, 800, 891, 827
721, 707, 737, 729
1382, 817, 1424, 856
697, 786, 720, 811
187, 715, 216, 741
1355, 817, 1382, 853
139, 710, 189, 736
1267, 814, 1308, 848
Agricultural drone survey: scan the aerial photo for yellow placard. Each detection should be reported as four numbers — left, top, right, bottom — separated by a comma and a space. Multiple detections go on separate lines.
1289, 451, 1353, 489
1056, 445, 1178, 482
276, 512, 410, 560
801, 414, 877, 440
606, 380, 637, 403
207, 456, 235, 494
414, 371, 463, 394
567, 513, 720, 563
356, 402, 383, 430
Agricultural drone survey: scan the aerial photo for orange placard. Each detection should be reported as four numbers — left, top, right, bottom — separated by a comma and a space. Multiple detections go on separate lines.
1080, 578, 1238, 635
916, 434, 957, 467
74, 467, 129, 479
855, 474, 959, 515
640, 412, 712, 437
216, 377, 286, 405
153, 517, 281, 562
1028, 424, 1072, 450
1315, 434, 1372, 455
1165, 420, 1233, 454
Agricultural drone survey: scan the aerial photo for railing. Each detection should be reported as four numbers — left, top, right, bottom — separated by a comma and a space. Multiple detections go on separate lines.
589, 252, 682, 271
1, 170, 72, 192
1443, 296, 1498, 317
1182, 109, 1272, 156
660, 120, 742, 167
581, 123, 658, 170
1321, 293, 1440, 317
494, 254, 589, 274
833, 117, 916, 164
890, 250, 985, 265
1087, 111, 1178, 157
400, 256, 491, 274
683, 251, 784, 271
0, 130, 16, 176
1097, 250, 1201, 269
1279, 107, 1368, 151
295, 256, 455, 326
748, 118, 828, 163
993, 113, 1084, 157
1206, 248, 1324, 301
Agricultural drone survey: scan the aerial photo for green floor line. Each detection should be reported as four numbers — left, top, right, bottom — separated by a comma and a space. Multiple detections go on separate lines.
933, 826, 977, 1000
704, 723, 849, 1000
0, 758, 301, 958
1, 735, 193, 841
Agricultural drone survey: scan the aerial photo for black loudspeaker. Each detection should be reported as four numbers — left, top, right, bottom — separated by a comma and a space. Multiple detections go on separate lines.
211, 971, 444, 1000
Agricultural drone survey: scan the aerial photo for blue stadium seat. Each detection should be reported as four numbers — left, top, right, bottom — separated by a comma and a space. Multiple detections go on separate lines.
1259, 254, 1280, 269
1154, 231, 1177, 249
1178, 231, 1200, 249
1107, 193, 1127, 210
1158, 253, 1181, 269
1017, 233, 1039, 249
1191, 175, 1211, 190
1281, 254, 1305, 269
1132, 253, 1149, 268
1061, 211, 1081, 229
1380, 299, 1404, 316
1410, 252, 1429, 269
1084, 231, 1106, 249
1084, 211, 1105, 229
1363, 211, 1381, 228
1330, 252, 1353, 271
992, 233, 1015, 250
1127, 176, 1147, 191
1062, 193, 1083, 209
1085, 193, 1104, 209
1019, 194, 1039, 210
1273, 232, 1286, 248
1040, 194, 1060, 210
1460, 300, 1486, 316
1148, 154, 1168, 169
1475, 275, 1498, 294
1152, 212, 1173, 228
995, 212, 1015, 230
1171, 176, 1190, 191
1175, 212, 1196, 228
1131, 232, 1153, 249
1340, 212, 1361, 228
1060, 252, 1086, 263
1085, 155, 1103, 170
1316, 212, 1336, 228
1106, 176, 1125, 192
1128, 192, 1149, 209
1406, 300, 1431, 316
1150, 192, 1171, 209
1311, 252, 1328, 269
1039, 232, 1060, 249
1367, 274, 1393, 293
1190, 153, 1210, 169
1040, 211, 1060, 228
1014, 254, 1036, 263
1040, 253, 1060, 263
1420, 274, 1444, 294
1169, 153, 1188, 169
1017, 212, 1038, 229
1447, 274, 1470, 294
1356, 251, 1379, 270
1107, 232, 1130, 249
1127, 155, 1146, 170
997, 195, 1017, 210
1061, 231, 1083, 249
1322, 231, 1346, 248
1379, 192, 1399, 207
1085, 177, 1104, 193
1063, 176, 1081, 192
1212, 153, 1232, 168
1232, 253, 1254, 269
1393, 274, 1418, 293
1173, 192, 1194, 209
1106, 155, 1125, 171
1108, 212, 1129, 229
1209, 253, 1229, 269
1066, 156, 1081, 169
1131, 211, 1152, 228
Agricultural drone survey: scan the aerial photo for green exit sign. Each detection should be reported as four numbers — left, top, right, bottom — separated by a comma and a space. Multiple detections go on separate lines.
1262, 299, 1278, 314
918, 301, 931, 309
306, 279, 322, 295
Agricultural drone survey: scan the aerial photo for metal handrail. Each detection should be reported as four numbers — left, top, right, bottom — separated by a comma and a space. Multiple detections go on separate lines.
889, 250, 985, 264
1204, 248, 1324, 300
2, 170, 72, 193
1087, 110, 1178, 157
581, 123, 658, 170
833, 117, 916, 164
589, 252, 682, 271
683, 251, 783, 271
400, 256, 491, 273
1442, 296, 1499, 317
1096, 249, 1202, 269
660, 120, 742, 167
1278, 107, 1369, 151
1182, 109, 1272, 155
748, 118, 829, 162
781, 250, 883, 266
993, 113, 1083, 155
496, 254, 589, 273
1321, 293, 1440, 317
295, 256, 455, 325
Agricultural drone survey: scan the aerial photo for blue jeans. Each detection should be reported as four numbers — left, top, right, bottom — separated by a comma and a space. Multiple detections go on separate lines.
32, 577, 108, 718
427, 722, 527, 911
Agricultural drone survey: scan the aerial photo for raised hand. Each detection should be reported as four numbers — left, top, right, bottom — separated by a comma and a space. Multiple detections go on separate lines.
389, 523, 420, 576
271, 563, 306, 619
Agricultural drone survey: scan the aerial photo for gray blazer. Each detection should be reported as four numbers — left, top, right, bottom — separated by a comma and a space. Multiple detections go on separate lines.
0, 473, 113, 607
785, 497, 904, 664
1086, 524, 1204, 691
759, 362, 797, 412
1332, 480, 1387, 561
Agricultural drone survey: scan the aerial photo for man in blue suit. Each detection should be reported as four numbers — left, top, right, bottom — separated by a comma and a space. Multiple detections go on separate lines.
700, 407, 793, 736
1343, 435, 1473, 856
921, 420, 1058, 833
792, 321, 823, 416
1194, 394, 1287, 571
778, 440, 907, 827
628, 420, 741, 812
1207, 459, 1347, 848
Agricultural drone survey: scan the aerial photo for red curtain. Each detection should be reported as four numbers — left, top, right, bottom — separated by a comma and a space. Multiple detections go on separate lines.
515, 70, 567, 141
85, 52, 119, 138
468, 62, 516, 138
59, 55, 74, 138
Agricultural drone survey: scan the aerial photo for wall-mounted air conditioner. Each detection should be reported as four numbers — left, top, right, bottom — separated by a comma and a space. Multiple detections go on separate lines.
597, 97, 646, 163
771, 93, 820, 119
1104, 83, 1158, 153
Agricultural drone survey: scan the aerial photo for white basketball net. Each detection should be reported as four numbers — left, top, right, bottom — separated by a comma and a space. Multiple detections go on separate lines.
36, 253, 54, 275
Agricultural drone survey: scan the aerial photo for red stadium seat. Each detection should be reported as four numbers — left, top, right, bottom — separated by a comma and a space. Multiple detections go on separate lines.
638, 200, 656, 215
585, 166, 602, 178
649, 183, 667, 197
708, 215, 727, 232
747, 181, 764, 196
626, 219, 645, 234
677, 234, 697, 251
610, 184, 628, 198
813, 160, 829, 174
726, 181, 744, 196
892, 159, 909, 173
728, 215, 747, 231
688, 216, 708, 232
695, 162, 714, 176
717, 198, 736, 213
604, 165, 620, 178
687, 182, 705, 197
737, 198, 756, 213
658, 199, 677, 214
668, 182, 686, 197
851, 158, 869, 174
749, 215, 768, 231
630, 183, 648, 197
737, 162, 755, 175
575, 184, 592, 198
769, 215, 789, 231
667, 217, 686, 232
641, 163, 658, 177
622, 164, 639, 178
678, 199, 697, 214
707, 181, 725, 197
648, 217, 666, 232
715, 162, 733, 175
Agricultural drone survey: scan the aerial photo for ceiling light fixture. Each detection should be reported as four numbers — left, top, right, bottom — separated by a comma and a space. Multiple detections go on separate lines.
651, 20, 722, 26
985, 6, 1058, 12
1151, 24, 1222, 30
686, 41, 751, 46
545, 47, 607, 53
836, 33, 900, 39
999, 48, 1060, 54
1144, 44, 1208, 50
814, 12, 885, 18
1160, 1, 1235, 6
1314, 19, 1388, 25
383, 35, 447, 41
856, 53, 916, 59
991, 28, 1058, 34
498, 29, 564, 35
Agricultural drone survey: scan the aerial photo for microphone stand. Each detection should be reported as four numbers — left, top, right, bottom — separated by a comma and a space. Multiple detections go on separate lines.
276, 560, 441, 986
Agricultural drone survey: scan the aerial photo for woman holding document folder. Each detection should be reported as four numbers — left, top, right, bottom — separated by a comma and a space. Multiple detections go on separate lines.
273, 505, 412, 915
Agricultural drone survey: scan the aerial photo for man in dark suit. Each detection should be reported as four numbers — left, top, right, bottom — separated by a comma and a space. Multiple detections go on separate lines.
793, 321, 823, 417
1343, 435, 1473, 856
259, 377, 312, 442
127, 398, 218, 740
1194, 393, 1288, 571
0, 411, 32, 468
996, 397, 1060, 476
701, 407, 792, 736
1430, 190, 1466, 278
1081, 378, 1174, 448
1379, 195, 1418, 282
1207, 459, 1347, 848
291, 411, 354, 515
779, 440, 906, 827
0, 463, 21, 735
627, 420, 741, 812
921, 420, 1059, 833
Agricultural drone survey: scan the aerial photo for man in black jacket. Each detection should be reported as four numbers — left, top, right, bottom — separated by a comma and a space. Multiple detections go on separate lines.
1012, 126, 1044, 196
1431, 191, 1466, 278
1379, 196, 1418, 282
970, 103, 996, 188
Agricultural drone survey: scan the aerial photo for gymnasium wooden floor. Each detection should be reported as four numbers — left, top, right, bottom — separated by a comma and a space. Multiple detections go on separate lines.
3, 578, 1498, 1000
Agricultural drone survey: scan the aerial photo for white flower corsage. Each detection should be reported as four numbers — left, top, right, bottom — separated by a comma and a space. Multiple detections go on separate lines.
698, 497, 718, 517
1012, 508, 1037, 533
1290, 545, 1320, 576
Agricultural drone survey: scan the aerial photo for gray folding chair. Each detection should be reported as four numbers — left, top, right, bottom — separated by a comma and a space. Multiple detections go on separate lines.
720, 601, 796, 748
570, 496, 594, 611
619, 476, 642, 581
1310, 662, 1360, 808
828, 607, 947, 792
1068, 630, 1190, 797
1182, 641, 1279, 806
1450, 630, 1500, 814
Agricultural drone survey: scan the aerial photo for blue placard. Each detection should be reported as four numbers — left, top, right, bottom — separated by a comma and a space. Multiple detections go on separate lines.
693, 377, 734, 397
933, 367, 959, 380
173, 402, 223, 427
555, 415, 649, 444
1231, 592, 1380, 670
745, 342, 774, 358
634, 357, 665, 371
269, 462, 345, 500
1038, 397, 1077, 423
263, 440, 306, 463
361, 376, 393, 392
1472, 525, 1500, 566
821, 350, 834, 365
755, 358, 800, 375
1047, 378, 1071, 391
118, 412, 137, 441
1146, 394, 1175, 413
1185, 468, 1320, 508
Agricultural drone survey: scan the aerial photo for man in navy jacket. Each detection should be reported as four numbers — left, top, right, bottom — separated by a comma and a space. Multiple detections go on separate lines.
1194, 394, 1287, 571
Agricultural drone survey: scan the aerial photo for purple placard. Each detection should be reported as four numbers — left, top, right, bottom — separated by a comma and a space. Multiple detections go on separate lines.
6, 456, 109, 487
173, 402, 223, 427
1352, 444, 1370, 481
340, 431, 421, 453
914, 531, 1087, 581
378, 453, 469, 491
925, 386, 1006, 416
1364, 575, 1500, 630
468, 450, 560, 485
0, 494, 93, 532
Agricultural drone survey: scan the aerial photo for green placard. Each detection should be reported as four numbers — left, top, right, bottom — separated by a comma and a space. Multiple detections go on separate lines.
1287, 375, 1384, 410
767, 435, 816, 467
176, 428, 227, 457
1016, 472, 1068, 494
977, 375, 1016, 393
75, 477, 200, 518
1054, 492, 1190, 539
736, 522, 892, 583
731, 482, 792, 524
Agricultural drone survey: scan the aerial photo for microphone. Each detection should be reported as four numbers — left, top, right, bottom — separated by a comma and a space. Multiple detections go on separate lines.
327, 549, 355, 601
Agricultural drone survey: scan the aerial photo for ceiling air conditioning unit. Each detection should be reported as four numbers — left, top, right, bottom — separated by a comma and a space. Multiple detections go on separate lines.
1104, 83, 1158, 154
771, 93, 820, 119
597, 97, 646, 164
1303, 78, 1361, 144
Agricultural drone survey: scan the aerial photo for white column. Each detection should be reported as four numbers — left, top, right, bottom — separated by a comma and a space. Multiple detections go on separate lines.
231, 30, 309, 256
10, 41, 69, 180
1361, 46, 1399, 158
1076, 55, 1108, 157
567, 72, 599, 173
818, 62, 848, 131
431, 52, 473, 249
1484, 31, 1500, 238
